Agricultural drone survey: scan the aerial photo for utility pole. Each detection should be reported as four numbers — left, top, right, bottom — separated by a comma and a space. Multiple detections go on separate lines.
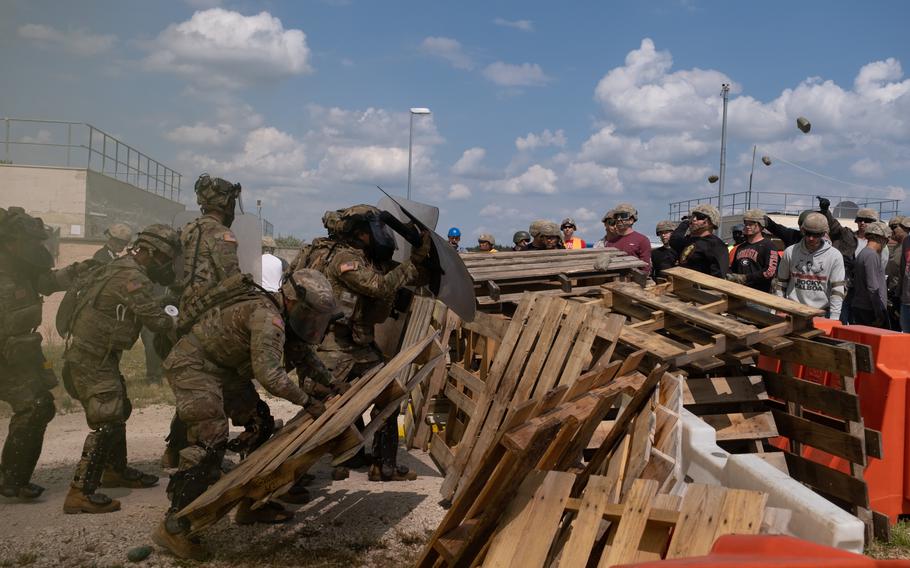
717, 83, 730, 237
747, 144, 756, 210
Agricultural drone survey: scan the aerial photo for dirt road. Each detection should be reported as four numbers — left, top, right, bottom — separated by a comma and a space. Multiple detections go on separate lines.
0, 401, 446, 567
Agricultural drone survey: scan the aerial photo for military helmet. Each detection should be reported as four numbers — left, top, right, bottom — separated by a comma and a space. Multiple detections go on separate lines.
613, 203, 638, 220
134, 224, 180, 258
513, 230, 531, 244
0, 206, 49, 241
194, 173, 241, 213
864, 221, 890, 240
888, 216, 904, 230
105, 223, 133, 243
800, 212, 829, 233
601, 208, 616, 223
478, 233, 495, 245
690, 204, 720, 228
282, 269, 338, 344
856, 208, 879, 222
540, 221, 561, 238
262, 236, 277, 249
339, 204, 381, 234
742, 209, 767, 228
560, 217, 576, 229
655, 220, 677, 234
731, 223, 745, 234
528, 219, 549, 238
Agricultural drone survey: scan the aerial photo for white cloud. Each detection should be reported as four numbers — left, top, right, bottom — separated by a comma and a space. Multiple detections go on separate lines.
636, 163, 710, 184
144, 9, 311, 87
183, 126, 307, 183
184, 0, 223, 7
166, 123, 234, 146
420, 36, 473, 70
854, 58, 910, 104
516, 129, 567, 151
18, 23, 116, 56
492, 164, 558, 194
479, 204, 521, 218
306, 105, 443, 147
317, 145, 410, 184
849, 158, 884, 178
564, 162, 624, 193
493, 18, 534, 32
483, 62, 551, 87
448, 184, 472, 200
451, 147, 487, 175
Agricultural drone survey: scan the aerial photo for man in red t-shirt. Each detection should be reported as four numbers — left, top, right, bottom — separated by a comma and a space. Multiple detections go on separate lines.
561, 217, 586, 249
606, 203, 651, 272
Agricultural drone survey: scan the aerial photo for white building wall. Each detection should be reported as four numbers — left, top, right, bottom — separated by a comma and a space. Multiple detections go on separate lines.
0, 165, 87, 237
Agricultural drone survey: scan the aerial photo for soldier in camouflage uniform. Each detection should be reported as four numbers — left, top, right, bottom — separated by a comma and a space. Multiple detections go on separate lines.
292, 205, 431, 482
0, 207, 94, 500
162, 173, 243, 467
92, 223, 133, 265
61, 224, 180, 514
152, 269, 335, 561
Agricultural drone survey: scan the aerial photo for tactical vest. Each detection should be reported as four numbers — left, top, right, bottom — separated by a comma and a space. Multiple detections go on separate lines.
178, 273, 262, 334
0, 255, 45, 338
66, 261, 145, 357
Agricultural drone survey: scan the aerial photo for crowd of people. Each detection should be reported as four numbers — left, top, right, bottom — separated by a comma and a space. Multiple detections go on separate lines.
447, 197, 910, 332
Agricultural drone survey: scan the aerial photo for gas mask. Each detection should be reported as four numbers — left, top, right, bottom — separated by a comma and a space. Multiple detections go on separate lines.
147, 253, 177, 286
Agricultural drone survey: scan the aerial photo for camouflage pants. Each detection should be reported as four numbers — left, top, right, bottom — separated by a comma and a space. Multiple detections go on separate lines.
63, 346, 133, 491
163, 335, 259, 455
0, 333, 56, 488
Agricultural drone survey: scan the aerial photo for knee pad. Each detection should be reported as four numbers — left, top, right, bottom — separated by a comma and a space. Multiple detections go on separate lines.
28, 392, 55, 428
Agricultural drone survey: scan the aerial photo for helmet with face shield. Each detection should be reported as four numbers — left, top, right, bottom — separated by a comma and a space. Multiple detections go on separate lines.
281, 269, 338, 344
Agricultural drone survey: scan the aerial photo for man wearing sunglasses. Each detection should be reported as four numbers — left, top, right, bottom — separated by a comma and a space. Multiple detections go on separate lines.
668, 204, 728, 278
652, 220, 678, 279
726, 210, 778, 293
602, 204, 651, 272
593, 209, 618, 249
774, 213, 845, 321
561, 218, 586, 249
527, 220, 564, 250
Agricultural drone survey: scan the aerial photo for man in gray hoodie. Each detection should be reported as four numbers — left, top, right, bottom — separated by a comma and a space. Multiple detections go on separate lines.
774, 213, 846, 321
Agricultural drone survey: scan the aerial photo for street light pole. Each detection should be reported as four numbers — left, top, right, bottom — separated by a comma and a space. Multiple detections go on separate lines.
747, 145, 756, 210
717, 83, 730, 237
407, 107, 431, 200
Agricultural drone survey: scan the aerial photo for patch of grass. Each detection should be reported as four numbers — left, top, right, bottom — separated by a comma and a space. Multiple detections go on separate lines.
867, 519, 910, 559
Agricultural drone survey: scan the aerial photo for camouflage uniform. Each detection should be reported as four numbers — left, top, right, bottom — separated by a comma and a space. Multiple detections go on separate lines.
63, 243, 176, 512
0, 207, 83, 499
293, 205, 427, 479
155, 270, 334, 558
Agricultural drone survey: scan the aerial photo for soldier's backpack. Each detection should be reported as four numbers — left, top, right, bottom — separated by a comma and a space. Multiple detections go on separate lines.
177, 272, 261, 334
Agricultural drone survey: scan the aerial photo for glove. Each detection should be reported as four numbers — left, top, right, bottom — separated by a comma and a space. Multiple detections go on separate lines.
817, 196, 830, 212
304, 398, 326, 419
725, 273, 747, 285
410, 230, 432, 264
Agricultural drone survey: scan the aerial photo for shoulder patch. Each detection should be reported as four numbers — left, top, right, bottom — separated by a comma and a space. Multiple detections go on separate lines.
126, 279, 144, 293
223, 232, 237, 243
339, 261, 359, 273
271, 315, 285, 330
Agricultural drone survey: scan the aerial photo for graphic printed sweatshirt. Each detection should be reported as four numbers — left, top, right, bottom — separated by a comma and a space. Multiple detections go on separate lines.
775, 239, 846, 320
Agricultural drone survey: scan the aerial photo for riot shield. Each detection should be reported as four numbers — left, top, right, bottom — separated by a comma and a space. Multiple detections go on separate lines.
171, 211, 262, 284
377, 191, 475, 322
378, 195, 439, 264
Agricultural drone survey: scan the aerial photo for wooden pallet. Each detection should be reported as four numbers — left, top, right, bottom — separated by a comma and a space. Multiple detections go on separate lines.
460, 248, 646, 306
175, 331, 439, 533
417, 369, 659, 568
482, 476, 767, 568
435, 293, 625, 501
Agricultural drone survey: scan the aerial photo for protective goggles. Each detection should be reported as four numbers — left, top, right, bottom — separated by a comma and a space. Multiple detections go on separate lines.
690, 212, 710, 222
854, 217, 876, 224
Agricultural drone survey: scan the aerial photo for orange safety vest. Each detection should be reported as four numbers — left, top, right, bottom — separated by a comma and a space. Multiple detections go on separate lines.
565, 237, 586, 250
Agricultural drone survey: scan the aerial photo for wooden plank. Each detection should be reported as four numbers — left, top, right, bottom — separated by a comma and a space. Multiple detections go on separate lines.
664, 266, 824, 319
713, 488, 768, 540
449, 365, 486, 396
483, 470, 545, 567
665, 484, 728, 559
763, 371, 862, 422
765, 400, 883, 460
556, 309, 605, 389
557, 475, 613, 568
535, 302, 591, 394
445, 384, 477, 419
599, 479, 660, 567
755, 337, 857, 377
430, 431, 455, 474
620, 403, 654, 499
618, 325, 686, 361
634, 494, 682, 563
682, 375, 767, 408
783, 452, 869, 507
513, 298, 573, 401
461, 311, 510, 343
699, 412, 778, 441
771, 409, 866, 464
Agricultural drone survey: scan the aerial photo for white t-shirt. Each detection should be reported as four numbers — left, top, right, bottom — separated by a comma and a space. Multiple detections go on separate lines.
261, 253, 284, 292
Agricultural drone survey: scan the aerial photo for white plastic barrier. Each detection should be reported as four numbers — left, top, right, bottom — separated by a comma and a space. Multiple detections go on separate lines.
680, 408, 865, 553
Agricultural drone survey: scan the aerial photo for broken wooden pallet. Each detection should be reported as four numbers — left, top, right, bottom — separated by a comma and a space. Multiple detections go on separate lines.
176, 331, 440, 533
435, 293, 625, 501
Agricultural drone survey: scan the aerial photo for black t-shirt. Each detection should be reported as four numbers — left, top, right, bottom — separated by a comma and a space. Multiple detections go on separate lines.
730, 238, 778, 292
669, 221, 729, 278
651, 245, 678, 278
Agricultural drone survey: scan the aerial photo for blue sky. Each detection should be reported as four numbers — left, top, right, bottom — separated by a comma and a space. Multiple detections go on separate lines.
2, 0, 908, 243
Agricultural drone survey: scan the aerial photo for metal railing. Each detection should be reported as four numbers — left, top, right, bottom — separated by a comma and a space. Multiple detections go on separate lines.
669, 191, 901, 221
2, 118, 181, 201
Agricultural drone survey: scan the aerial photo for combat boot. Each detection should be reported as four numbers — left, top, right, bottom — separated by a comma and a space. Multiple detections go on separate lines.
63, 486, 121, 514
368, 464, 417, 482
160, 447, 179, 469
234, 498, 294, 525
101, 466, 158, 488
0, 477, 45, 500
152, 520, 207, 561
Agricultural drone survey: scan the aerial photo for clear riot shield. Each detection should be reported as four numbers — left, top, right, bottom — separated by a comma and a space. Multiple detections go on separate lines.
171, 211, 262, 285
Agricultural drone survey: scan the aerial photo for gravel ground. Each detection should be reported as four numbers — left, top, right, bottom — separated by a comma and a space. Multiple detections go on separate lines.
0, 401, 447, 567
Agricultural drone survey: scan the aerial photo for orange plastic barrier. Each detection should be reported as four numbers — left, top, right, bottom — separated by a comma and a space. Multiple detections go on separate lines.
616, 535, 910, 567
758, 320, 910, 522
